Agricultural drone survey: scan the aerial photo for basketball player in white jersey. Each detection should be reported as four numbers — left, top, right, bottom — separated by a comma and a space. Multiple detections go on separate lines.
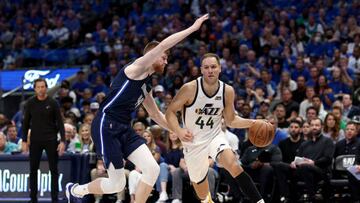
166, 53, 265, 203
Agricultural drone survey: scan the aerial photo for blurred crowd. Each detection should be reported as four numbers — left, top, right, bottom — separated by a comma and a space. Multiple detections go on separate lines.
1, 0, 360, 202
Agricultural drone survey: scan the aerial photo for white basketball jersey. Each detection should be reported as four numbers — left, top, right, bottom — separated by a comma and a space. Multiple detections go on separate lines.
182, 77, 225, 147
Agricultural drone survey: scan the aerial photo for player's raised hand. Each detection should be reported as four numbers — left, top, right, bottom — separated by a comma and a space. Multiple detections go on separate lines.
177, 128, 193, 142
190, 13, 209, 31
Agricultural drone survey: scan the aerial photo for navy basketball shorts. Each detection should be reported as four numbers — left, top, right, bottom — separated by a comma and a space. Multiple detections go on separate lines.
91, 113, 146, 169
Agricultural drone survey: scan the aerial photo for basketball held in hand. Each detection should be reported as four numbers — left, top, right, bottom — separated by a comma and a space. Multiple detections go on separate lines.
248, 121, 275, 147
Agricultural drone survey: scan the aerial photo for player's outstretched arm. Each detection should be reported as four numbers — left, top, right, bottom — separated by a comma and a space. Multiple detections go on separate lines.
131, 14, 209, 73
223, 85, 258, 129
143, 91, 169, 130
165, 83, 194, 142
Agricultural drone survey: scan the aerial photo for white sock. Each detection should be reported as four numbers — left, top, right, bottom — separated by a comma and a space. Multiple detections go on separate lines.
73, 183, 89, 197
257, 199, 265, 203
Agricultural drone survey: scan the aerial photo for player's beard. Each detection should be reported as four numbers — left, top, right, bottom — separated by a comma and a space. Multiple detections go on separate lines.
153, 63, 165, 74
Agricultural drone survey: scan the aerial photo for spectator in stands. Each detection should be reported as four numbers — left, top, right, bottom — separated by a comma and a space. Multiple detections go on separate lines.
241, 143, 282, 202
92, 75, 109, 95
279, 88, 299, 121
347, 122, 360, 202
247, 86, 265, 111
323, 112, 345, 144
315, 75, 329, 97
88, 63, 104, 84
273, 103, 290, 129
53, 18, 69, 45
292, 118, 335, 202
291, 57, 310, 81
72, 70, 91, 99
334, 121, 359, 158
332, 106, 347, 130
342, 94, 360, 120
6, 124, 22, 151
150, 125, 167, 155
307, 66, 320, 87
257, 99, 271, 119
311, 95, 328, 121
83, 113, 95, 126
255, 69, 276, 99
64, 9, 80, 40
270, 57, 283, 85
305, 106, 318, 122
348, 45, 360, 70
328, 66, 352, 95
334, 121, 360, 201
95, 92, 106, 104
299, 86, 315, 119
58, 80, 77, 105
0, 132, 18, 154
64, 123, 78, 153
292, 75, 307, 104
301, 121, 312, 141
161, 131, 183, 203
276, 72, 298, 100
78, 88, 95, 109
153, 85, 166, 109
0, 113, 10, 132
11, 101, 26, 140
38, 25, 54, 48
105, 61, 119, 86
273, 120, 305, 202
132, 122, 145, 136
161, 93, 173, 113
78, 123, 94, 154
80, 101, 91, 120
60, 96, 81, 120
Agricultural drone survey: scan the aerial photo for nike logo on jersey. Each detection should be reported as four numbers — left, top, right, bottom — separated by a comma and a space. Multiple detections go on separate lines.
135, 84, 148, 108
215, 96, 222, 100
195, 103, 220, 116
135, 95, 144, 109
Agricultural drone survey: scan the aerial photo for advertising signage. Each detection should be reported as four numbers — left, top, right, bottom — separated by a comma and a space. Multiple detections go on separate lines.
0, 155, 71, 200
0, 68, 81, 91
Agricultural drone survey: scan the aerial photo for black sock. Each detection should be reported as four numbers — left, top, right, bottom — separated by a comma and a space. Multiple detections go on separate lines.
235, 172, 263, 202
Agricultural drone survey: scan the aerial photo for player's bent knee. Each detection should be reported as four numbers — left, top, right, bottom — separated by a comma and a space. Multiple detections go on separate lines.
141, 161, 160, 186
101, 168, 126, 193
113, 176, 126, 192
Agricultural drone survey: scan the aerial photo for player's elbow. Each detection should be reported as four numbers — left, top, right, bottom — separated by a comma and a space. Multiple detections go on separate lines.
224, 118, 235, 128
165, 109, 174, 120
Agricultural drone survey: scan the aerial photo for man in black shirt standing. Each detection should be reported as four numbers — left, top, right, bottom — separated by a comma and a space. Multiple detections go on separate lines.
22, 78, 65, 203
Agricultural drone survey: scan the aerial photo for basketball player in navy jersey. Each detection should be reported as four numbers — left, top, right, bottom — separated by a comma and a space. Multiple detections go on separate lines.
166, 53, 265, 203
66, 14, 209, 203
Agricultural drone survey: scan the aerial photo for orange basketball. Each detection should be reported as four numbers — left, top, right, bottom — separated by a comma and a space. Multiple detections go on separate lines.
248, 121, 275, 147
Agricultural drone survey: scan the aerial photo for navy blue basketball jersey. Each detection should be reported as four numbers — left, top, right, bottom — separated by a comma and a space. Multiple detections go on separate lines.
99, 66, 152, 123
